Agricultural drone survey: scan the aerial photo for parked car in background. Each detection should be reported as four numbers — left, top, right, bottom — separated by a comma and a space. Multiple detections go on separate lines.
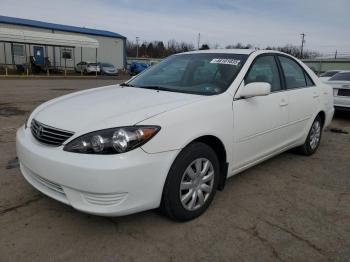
319, 70, 342, 81
75, 62, 100, 74
326, 71, 350, 110
17, 50, 334, 221
98, 63, 118, 75
129, 61, 149, 76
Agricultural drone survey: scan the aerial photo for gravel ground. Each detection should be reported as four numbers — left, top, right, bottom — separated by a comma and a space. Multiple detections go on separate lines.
0, 79, 349, 262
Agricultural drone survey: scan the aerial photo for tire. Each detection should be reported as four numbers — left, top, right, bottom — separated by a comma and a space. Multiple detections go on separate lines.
160, 142, 220, 221
296, 115, 323, 156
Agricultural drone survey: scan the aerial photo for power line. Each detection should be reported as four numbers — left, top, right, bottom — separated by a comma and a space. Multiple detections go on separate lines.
136, 37, 140, 58
197, 33, 201, 50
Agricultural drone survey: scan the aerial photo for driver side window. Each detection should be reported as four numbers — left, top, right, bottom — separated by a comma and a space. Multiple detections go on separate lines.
245, 56, 282, 92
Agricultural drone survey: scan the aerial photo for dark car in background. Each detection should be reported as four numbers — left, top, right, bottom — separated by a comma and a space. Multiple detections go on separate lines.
128, 62, 149, 76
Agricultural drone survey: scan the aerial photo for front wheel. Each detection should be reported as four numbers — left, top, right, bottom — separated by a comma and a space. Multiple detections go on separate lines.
297, 115, 323, 155
160, 142, 220, 221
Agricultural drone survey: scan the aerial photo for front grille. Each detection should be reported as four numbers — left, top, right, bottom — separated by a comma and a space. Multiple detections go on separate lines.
31, 119, 74, 146
338, 89, 350, 97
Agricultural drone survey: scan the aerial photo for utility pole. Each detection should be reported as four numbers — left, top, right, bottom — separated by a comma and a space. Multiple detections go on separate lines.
334, 50, 338, 59
136, 37, 140, 58
197, 33, 201, 50
300, 33, 305, 59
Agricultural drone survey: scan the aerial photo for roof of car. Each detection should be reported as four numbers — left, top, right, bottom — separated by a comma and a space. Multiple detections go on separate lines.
0, 15, 126, 39
184, 49, 256, 55
181, 49, 290, 56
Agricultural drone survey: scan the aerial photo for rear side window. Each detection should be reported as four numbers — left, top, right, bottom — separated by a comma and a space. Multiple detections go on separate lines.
278, 56, 308, 89
245, 55, 282, 92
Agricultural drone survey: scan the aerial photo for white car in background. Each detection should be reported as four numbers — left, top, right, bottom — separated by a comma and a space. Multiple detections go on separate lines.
326, 71, 350, 110
75, 61, 100, 74
17, 50, 334, 221
319, 70, 342, 82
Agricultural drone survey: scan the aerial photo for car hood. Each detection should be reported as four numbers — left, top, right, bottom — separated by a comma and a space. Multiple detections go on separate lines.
33, 85, 205, 133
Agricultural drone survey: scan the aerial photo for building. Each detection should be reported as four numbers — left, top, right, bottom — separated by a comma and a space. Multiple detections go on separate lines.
0, 15, 126, 73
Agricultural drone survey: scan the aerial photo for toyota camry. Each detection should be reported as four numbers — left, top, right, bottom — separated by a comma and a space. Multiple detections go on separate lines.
17, 49, 334, 221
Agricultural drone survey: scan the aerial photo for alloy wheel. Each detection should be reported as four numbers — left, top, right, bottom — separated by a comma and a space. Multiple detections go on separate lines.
310, 120, 321, 150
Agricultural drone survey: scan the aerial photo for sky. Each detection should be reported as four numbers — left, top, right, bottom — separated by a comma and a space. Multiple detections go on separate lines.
1, 0, 349, 55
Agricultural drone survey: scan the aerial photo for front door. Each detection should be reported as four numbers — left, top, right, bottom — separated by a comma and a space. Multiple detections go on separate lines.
33, 46, 44, 65
232, 55, 289, 171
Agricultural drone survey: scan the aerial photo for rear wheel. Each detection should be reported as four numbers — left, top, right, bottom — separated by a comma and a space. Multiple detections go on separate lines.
160, 142, 219, 221
297, 115, 323, 155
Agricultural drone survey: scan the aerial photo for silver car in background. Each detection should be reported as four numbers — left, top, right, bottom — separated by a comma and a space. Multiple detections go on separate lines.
99, 63, 118, 75
326, 71, 350, 110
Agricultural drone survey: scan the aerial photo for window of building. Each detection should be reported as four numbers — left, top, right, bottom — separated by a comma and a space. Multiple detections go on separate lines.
62, 48, 73, 59
13, 44, 25, 57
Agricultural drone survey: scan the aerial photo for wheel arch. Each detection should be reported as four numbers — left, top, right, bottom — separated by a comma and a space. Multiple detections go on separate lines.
317, 110, 326, 127
187, 135, 228, 190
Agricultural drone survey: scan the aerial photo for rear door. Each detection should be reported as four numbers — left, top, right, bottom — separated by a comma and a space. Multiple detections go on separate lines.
277, 55, 319, 143
232, 55, 289, 170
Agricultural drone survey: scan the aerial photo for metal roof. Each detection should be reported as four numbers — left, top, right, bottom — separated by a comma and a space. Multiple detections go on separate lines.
0, 15, 126, 39
0, 27, 99, 48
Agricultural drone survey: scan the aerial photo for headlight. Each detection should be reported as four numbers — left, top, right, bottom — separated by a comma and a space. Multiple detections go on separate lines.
63, 126, 160, 154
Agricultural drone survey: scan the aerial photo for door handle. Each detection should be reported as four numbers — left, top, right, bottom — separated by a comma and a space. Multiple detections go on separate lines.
313, 92, 320, 98
279, 99, 288, 107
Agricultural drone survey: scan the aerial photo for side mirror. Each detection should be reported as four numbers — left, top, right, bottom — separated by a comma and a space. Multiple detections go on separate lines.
238, 82, 271, 98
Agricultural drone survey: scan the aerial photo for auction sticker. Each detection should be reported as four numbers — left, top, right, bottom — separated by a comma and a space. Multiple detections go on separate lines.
210, 58, 241, 65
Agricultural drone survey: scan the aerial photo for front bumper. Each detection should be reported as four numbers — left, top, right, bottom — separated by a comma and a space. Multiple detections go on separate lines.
16, 126, 178, 216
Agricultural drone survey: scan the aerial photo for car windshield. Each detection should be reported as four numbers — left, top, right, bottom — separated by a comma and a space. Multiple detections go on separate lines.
320, 71, 339, 77
329, 72, 350, 81
101, 63, 113, 67
89, 63, 98, 66
128, 53, 248, 95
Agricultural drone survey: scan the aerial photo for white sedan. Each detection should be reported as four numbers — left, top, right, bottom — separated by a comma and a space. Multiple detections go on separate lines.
325, 71, 350, 110
17, 49, 334, 221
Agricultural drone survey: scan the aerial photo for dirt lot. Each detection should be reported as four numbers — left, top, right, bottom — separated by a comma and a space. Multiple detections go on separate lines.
0, 79, 349, 262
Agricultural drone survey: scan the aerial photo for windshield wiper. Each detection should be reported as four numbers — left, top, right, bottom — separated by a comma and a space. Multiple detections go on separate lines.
138, 85, 172, 92
120, 82, 135, 87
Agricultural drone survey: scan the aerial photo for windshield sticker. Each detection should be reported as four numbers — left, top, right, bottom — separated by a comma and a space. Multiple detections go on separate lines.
210, 58, 241, 65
